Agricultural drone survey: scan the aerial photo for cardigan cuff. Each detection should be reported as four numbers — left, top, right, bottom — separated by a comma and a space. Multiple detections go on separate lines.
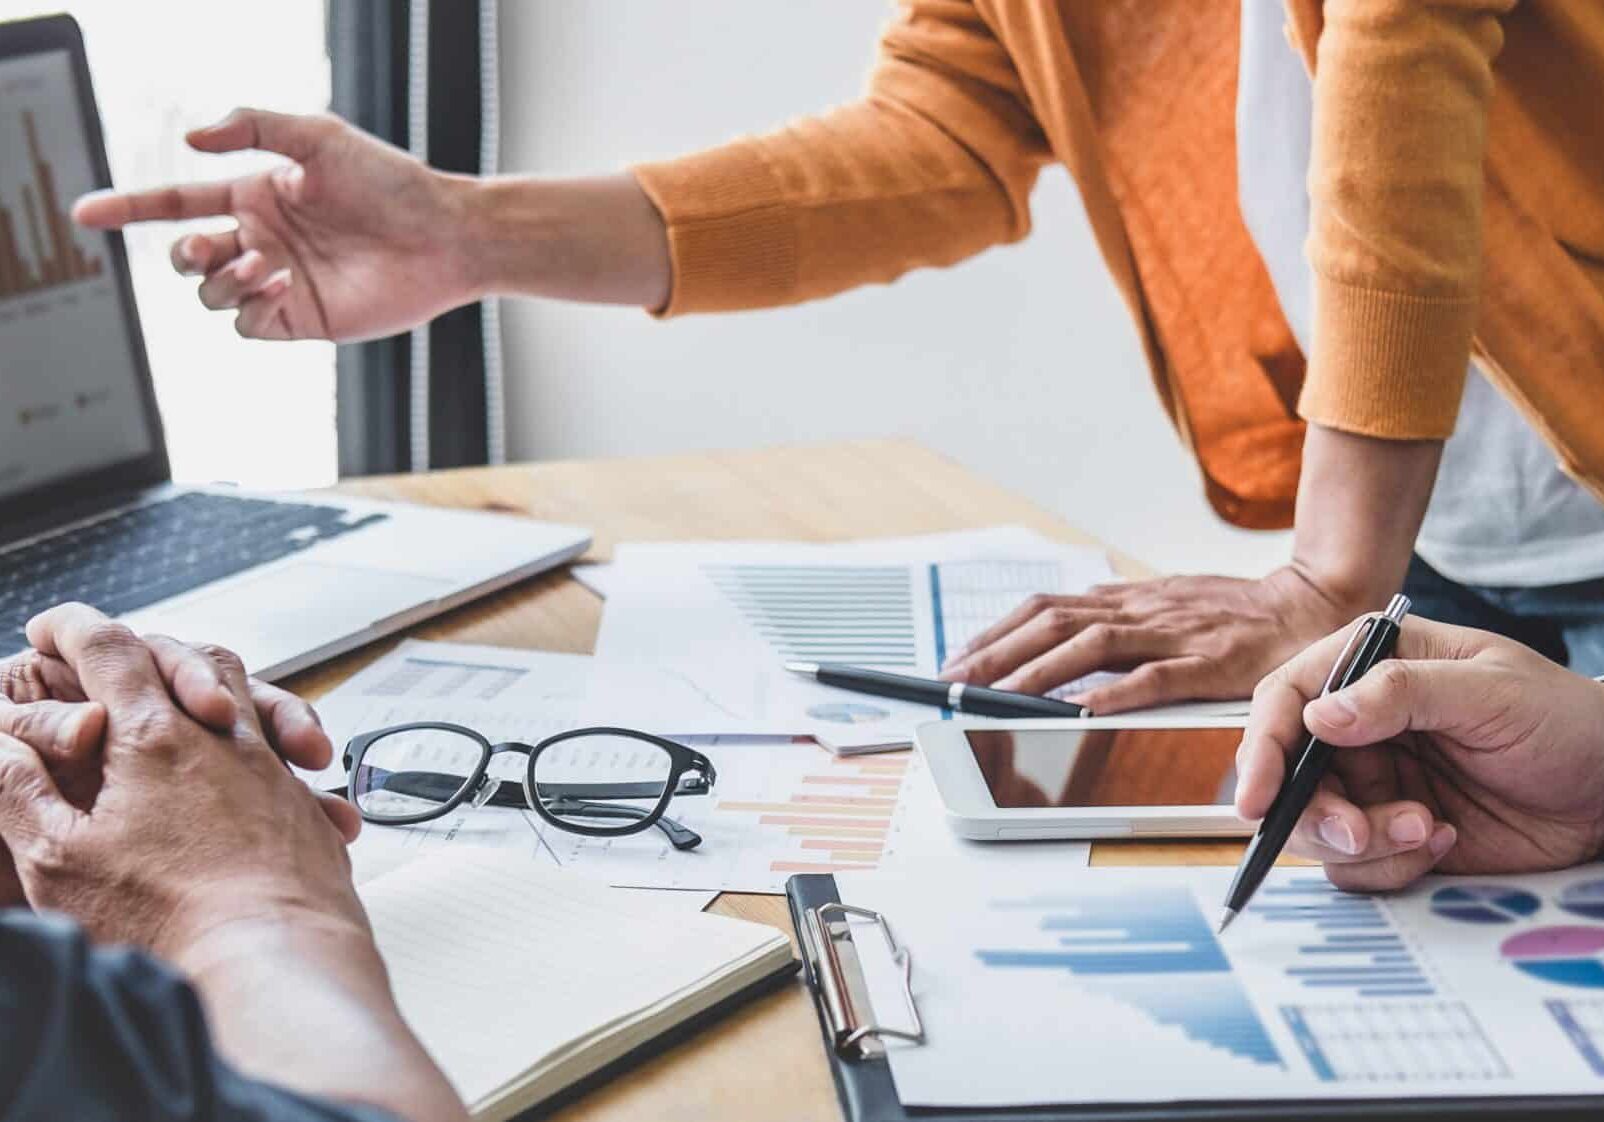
631, 142, 798, 317
1297, 275, 1478, 440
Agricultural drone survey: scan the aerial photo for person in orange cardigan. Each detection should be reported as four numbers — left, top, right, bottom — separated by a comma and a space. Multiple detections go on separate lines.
75, 1, 1604, 713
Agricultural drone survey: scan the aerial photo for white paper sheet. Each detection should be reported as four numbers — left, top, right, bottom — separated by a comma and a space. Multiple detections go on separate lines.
306, 640, 1090, 891
594, 528, 1116, 747
837, 863, 1604, 1107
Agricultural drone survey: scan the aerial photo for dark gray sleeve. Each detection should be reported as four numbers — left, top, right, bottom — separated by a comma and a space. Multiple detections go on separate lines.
0, 910, 402, 1122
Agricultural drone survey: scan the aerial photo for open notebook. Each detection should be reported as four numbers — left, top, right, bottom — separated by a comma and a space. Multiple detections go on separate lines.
358, 851, 798, 1120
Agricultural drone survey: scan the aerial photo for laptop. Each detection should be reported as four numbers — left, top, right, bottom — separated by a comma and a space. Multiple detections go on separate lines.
0, 16, 590, 679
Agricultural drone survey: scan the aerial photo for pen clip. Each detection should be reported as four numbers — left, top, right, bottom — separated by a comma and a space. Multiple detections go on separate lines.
1319, 614, 1379, 697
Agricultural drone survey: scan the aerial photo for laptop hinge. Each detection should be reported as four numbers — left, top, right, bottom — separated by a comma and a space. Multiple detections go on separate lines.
0, 487, 155, 552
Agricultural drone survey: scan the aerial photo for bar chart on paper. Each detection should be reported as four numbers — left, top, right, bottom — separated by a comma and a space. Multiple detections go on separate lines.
345, 731, 922, 894
703, 557, 1098, 672
975, 887, 1283, 1068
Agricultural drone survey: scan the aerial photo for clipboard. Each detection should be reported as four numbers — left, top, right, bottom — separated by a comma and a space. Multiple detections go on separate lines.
786, 874, 1604, 1122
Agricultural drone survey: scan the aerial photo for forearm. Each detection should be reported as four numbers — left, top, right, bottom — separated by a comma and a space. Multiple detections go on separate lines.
1289, 423, 1443, 609
456, 172, 671, 310
172, 912, 467, 1122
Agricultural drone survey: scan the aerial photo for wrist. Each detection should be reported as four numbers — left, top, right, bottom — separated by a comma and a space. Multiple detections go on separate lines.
155, 881, 375, 977
450, 173, 671, 308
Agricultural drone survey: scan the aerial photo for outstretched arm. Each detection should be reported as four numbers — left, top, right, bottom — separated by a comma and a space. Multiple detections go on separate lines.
75, 2, 1048, 338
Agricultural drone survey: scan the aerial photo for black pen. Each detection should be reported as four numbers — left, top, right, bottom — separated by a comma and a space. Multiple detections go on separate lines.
1217, 593, 1412, 934
784, 661, 1088, 718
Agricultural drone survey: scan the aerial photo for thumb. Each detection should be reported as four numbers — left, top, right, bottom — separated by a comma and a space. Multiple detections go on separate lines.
1303, 659, 1486, 746
0, 734, 81, 854
186, 107, 332, 163
0, 701, 107, 770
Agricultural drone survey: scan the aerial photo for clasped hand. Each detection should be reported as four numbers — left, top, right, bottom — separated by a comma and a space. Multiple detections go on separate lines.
0, 604, 360, 935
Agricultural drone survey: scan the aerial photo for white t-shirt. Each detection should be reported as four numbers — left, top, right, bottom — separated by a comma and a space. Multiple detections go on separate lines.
1235, 0, 1604, 587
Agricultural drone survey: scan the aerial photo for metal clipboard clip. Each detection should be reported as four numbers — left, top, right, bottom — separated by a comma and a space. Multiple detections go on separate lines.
799, 902, 926, 1059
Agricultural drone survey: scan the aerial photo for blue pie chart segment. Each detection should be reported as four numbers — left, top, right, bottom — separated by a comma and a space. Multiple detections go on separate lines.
1430, 884, 1541, 925
1503, 927, 1604, 989
1559, 879, 1604, 921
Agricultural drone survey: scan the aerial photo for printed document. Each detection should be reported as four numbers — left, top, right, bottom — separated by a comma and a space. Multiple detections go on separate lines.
837, 863, 1604, 1106
306, 641, 1089, 891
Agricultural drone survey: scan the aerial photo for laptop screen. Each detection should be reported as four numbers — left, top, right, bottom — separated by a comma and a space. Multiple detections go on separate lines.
0, 47, 155, 503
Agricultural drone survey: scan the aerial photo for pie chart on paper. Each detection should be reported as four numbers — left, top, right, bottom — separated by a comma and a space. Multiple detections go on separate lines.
1430, 885, 1541, 925
1559, 879, 1604, 921
1502, 927, 1604, 988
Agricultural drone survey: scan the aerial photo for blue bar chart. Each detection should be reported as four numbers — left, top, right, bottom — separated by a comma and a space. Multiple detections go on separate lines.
975, 889, 1282, 1067
704, 564, 920, 668
1250, 877, 1435, 997
1547, 999, 1604, 1076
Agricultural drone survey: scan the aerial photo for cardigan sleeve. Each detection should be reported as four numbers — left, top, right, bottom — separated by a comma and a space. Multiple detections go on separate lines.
631, 0, 1051, 316
1299, 0, 1515, 439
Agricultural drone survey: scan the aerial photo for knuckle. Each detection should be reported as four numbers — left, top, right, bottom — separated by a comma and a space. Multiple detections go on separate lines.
121, 705, 182, 753
82, 621, 138, 660
1047, 606, 1080, 635
0, 652, 46, 701
1374, 660, 1413, 699
1078, 622, 1111, 652
194, 644, 247, 678
23, 832, 75, 885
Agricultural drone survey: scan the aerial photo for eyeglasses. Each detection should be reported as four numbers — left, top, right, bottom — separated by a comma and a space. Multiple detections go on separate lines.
342, 723, 718, 850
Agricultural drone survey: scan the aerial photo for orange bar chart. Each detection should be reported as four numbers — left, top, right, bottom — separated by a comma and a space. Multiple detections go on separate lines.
0, 109, 103, 300
710, 751, 912, 877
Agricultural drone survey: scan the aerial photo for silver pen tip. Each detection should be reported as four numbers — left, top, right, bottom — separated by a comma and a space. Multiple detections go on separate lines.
784, 661, 820, 676
1215, 908, 1238, 935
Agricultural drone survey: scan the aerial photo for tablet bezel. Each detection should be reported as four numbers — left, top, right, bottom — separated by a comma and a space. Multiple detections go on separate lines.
916, 717, 1254, 841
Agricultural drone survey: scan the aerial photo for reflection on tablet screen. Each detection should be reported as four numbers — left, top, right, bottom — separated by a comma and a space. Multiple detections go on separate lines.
964, 728, 1241, 809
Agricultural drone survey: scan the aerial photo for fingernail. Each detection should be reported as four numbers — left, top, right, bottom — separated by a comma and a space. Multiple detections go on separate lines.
1388, 812, 1429, 847
1428, 823, 1457, 859
1318, 815, 1359, 855
1310, 691, 1358, 728
264, 268, 293, 292
181, 237, 202, 267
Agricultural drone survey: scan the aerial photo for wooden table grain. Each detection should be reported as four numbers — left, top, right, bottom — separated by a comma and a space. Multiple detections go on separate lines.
290, 439, 1248, 1122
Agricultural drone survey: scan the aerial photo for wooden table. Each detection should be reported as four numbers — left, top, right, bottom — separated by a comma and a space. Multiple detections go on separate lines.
291, 439, 1247, 1122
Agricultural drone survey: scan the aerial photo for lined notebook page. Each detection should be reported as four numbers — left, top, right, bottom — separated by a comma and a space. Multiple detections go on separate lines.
358, 850, 785, 1108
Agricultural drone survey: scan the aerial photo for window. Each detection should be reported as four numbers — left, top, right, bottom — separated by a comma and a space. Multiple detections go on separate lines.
5, 0, 337, 489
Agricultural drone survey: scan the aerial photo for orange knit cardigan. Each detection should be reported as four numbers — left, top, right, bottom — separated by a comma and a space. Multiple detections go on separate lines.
633, 0, 1604, 529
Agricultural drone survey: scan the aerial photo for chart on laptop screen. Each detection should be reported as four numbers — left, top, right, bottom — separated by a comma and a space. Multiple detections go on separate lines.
0, 48, 152, 501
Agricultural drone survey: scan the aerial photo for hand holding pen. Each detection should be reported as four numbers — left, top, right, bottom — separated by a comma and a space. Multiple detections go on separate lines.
1218, 596, 1414, 930
1227, 608, 1604, 905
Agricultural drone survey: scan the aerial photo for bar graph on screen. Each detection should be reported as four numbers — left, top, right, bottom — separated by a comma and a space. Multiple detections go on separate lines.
0, 109, 104, 300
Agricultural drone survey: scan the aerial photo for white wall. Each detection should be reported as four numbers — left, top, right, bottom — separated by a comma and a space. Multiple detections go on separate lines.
496, 1, 1291, 577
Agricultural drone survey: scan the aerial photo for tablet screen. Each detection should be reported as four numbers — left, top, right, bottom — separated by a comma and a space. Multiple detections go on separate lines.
963, 727, 1242, 808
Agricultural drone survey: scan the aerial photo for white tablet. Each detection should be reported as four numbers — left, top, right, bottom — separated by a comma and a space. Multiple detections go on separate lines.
916, 717, 1253, 840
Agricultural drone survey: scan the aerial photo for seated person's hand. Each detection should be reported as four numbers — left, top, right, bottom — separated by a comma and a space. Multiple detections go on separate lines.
0, 604, 365, 953
941, 567, 1354, 713
1235, 615, 1604, 892
0, 612, 357, 907
73, 107, 476, 343
0, 604, 467, 1120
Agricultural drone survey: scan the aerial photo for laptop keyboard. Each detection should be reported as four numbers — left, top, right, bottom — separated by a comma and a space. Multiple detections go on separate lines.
0, 491, 387, 658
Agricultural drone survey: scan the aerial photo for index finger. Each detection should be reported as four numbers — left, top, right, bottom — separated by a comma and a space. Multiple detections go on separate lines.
24, 604, 166, 707
73, 179, 235, 230
1233, 624, 1361, 820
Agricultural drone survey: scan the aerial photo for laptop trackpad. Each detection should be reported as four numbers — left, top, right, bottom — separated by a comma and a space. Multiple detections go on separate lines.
126, 562, 452, 674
